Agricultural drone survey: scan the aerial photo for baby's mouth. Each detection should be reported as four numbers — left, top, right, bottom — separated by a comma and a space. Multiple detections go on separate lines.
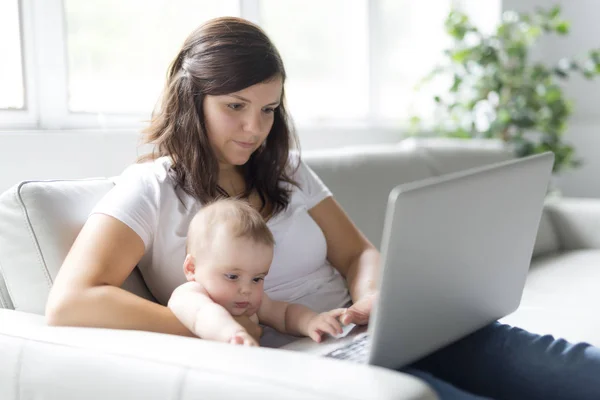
234, 302, 249, 308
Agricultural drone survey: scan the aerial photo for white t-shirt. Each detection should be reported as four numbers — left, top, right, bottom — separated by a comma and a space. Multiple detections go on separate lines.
92, 155, 351, 347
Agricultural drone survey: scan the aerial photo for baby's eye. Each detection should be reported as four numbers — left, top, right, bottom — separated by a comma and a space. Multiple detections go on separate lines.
252, 277, 264, 283
225, 274, 239, 281
227, 103, 244, 111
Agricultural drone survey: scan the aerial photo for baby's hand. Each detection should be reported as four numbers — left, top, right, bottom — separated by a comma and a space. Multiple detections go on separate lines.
229, 330, 259, 347
306, 308, 347, 343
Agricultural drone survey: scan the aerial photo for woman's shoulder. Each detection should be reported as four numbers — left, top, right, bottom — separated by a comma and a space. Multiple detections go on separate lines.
285, 150, 304, 179
285, 151, 318, 185
108, 156, 189, 208
115, 156, 175, 188
284, 151, 332, 206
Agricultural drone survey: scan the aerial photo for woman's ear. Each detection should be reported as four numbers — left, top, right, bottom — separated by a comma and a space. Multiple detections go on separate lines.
183, 254, 196, 281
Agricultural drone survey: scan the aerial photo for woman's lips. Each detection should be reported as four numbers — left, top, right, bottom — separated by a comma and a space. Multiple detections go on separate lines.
233, 140, 255, 149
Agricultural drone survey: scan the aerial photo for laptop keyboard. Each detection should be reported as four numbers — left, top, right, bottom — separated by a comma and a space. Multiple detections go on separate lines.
324, 334, 369, 363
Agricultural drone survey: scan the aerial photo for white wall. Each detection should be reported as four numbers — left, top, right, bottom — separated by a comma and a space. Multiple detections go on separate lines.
0, 131, 145, 193
0, 127, 402, 193
503, 0, 600, 197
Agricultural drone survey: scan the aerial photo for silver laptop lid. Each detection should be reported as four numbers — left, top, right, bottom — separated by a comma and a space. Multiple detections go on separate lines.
368, 152, 554, 369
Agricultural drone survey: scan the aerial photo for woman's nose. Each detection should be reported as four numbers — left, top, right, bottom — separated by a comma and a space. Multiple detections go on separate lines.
243, 112, 263, 135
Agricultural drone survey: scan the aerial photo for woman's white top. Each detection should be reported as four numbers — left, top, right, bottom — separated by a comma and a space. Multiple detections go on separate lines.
92, 155, 351, 347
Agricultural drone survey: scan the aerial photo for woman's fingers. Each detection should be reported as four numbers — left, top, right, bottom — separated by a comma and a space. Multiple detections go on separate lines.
328, 308, 347, 318
341, 293, 378, 325
341, 307, 369, 325
340, 309, 355, 325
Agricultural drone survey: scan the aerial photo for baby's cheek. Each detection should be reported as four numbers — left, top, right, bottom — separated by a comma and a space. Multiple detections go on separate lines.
208, 290, 237, 312
245, 296, 262, 316
245, 308, 258, 317
253, 292, 264, 308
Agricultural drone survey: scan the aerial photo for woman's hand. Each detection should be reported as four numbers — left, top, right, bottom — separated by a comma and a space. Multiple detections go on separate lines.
232, 314, 263, 342
340, 292, 378, 326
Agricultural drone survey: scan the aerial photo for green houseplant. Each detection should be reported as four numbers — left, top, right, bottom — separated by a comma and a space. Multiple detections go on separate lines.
412, 5, 600, 173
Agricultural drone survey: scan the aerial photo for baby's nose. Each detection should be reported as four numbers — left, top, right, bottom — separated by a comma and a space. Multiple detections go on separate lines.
239, 285, 252, 295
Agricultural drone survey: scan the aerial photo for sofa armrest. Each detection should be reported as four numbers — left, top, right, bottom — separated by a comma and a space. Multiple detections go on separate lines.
0, 309, 436, 400
545, 197, 600, 251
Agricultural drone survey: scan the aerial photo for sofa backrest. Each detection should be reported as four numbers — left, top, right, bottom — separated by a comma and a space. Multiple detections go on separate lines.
0, 138, 560, 313
305, 139, 521, 248
0, 179, 158, 314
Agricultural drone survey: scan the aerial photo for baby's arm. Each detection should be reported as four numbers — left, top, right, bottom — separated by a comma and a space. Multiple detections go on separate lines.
168, 282, 256, 345
257, 295, 346, 342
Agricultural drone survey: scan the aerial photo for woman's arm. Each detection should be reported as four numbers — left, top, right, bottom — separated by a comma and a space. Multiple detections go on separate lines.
308, 197, 380, 302
45, 214, 194, 337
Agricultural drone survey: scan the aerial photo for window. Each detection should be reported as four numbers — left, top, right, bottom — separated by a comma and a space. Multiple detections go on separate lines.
1, 0, 500, 132
0, 0, 25, 110
376, 0, 453, 121
260, 0, 369, 123
63, 0, 240, 115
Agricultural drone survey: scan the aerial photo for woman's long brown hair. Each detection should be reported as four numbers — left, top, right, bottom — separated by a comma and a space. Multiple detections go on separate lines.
139, 17, 299, 214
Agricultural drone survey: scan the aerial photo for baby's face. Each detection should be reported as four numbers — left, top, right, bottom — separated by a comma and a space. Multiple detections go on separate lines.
194, 233, 273, 316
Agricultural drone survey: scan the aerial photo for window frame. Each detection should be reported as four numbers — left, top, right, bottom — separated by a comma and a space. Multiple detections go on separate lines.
1, 0, 484, 132
1, 0, 36, 129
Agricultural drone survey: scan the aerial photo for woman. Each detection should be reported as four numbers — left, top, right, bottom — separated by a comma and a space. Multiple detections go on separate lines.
46, 17, 600, 399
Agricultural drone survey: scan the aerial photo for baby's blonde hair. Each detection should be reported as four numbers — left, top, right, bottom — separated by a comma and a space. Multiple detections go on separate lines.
186, 198, 274, 255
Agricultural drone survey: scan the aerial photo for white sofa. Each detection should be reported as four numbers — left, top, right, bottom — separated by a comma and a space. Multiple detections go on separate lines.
1, 137, 599, 399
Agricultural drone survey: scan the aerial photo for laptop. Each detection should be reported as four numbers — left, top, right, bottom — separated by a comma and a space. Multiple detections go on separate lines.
281, 152, 554, 369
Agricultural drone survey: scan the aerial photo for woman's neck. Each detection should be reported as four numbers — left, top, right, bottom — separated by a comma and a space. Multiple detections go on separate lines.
218, 166, 246, 197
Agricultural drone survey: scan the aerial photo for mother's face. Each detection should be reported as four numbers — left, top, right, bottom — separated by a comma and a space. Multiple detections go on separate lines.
203, 77, 283, 169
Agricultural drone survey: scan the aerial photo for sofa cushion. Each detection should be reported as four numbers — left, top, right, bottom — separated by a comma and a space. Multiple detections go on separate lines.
545, 197, 600, 250
0, 308, 435, 400
414, 138, 514, 175
0, 179, 156, 314
304, 142, 435, 248
412, 138, 561, 259
502, 249, 600, 347
524, 250, 600, 309
531, 210, 561, 258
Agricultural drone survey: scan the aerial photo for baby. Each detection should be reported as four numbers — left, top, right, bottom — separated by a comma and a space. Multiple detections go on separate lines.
168, 198, 346, 346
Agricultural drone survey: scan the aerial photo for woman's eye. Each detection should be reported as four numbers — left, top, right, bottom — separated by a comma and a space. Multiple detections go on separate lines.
262, 107, 275, 114
227, 103, 244, 111
225, 274, 239, 280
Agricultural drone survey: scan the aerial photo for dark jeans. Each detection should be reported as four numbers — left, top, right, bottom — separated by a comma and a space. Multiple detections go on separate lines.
402, 322, 600, 399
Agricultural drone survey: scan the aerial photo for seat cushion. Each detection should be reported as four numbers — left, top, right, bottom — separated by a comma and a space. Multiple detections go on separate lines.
0, 308, 436, 400
0, 179, 156, 314
501, 250, 600, 346
523, 250, 600, 309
